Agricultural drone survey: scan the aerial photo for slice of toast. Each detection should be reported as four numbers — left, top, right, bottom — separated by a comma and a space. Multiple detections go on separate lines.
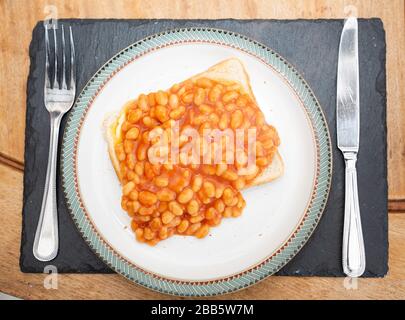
104, 58, 284, 187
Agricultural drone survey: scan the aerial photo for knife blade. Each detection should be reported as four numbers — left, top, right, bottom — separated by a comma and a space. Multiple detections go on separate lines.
337, 17, 366, 278
337, 17, 359, 152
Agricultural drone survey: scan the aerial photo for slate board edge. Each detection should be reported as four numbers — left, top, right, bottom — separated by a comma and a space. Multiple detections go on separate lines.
20, 19, 388, 278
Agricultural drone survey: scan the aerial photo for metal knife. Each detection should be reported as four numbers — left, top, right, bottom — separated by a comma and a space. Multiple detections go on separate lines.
337, 17, 366, 277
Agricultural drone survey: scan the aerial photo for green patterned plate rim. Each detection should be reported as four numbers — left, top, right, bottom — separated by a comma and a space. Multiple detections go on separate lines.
61, 27, 332, 296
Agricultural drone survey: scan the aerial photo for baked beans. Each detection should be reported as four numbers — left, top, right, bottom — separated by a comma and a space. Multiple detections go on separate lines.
117, 77, 280, 245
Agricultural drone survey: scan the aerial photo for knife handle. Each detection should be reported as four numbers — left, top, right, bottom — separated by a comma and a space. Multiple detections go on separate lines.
342, 152, 366, 277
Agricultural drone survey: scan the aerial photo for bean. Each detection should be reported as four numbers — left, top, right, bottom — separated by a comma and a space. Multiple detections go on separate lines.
263, 139, 274, 149
193, 88, 205, 106
202, 165, 216, 176
139, 215, 151, 222
139, 206, 154, 216
147, 239, 159, 246
222, 91, 239, 103
171, 83, 180, 93
126, 201, 135, 216
236, 95, 248, 107
214, 199, 225, 213
169, 176, 188, 193
203, 181, 216, 198
208, 86, 222, 102
232, 207, 242, 217
135, 228, 144, 240
209, 216, 221, 226
187, 222, 201, 235
155, 105, 169, 122
190, 214, 204, 223
157, 188, 176, 201
156, 90, 168, 105
129, 190, 138, 201
147, 93, 156, 106
115, 143, 126, 161
159, 226, 168, 239
205, 207, 217, 220
178, 188, 194, 204
126, 153, 136, 170
142, 131, 149, 143
132, 201, 140, 213
144, 163, 154, 179
187, 199, 199, 216
237, 195, 246, 209
256, 157, 268, 166
233, 178, 245, 190
216, 163, 227, 176
138, 94, 148, 111
137, 144, 148, 161
169, 106, 186, 120
159, 159, 172, 173
224, 103, 236, 112
218, 114, 229, 130
244, 165, 260, 180
162, 211, 175, 224
231, 110, 243, 129
256, 141, 265, 157
177, 86, 186, 96
202, 196, 211, 205
182, 92, 194, 104
143, 227, 155, 240
124, 140, 134, 154
150, 217, 162, 231
223, 188, 234, 206
215, 184, 225, 198
158, 201, 168, 213
134, 162, 144, 176
192, 114, 207, 125
123, 181, 135, 196
169, 94, 179, 108
229, 197, 239, 206
168, 216, 181, 228
209, 113, 219, 124
199, 104, 213, 114
177, 220, 189, 233
226, 83, 240, 91
195, 224, 210, 238
223, 207, 233, 218
196, 78, 213, 88
154, 175, 169, 187
127, 109, 143, 124
131, 220, 138, 232
256, 113, 265, 126
139, 191, 158, 206
125, 127, 140, 140
143, 116, 157, 127
222, 170, 238, 181
169, 201, 183, 216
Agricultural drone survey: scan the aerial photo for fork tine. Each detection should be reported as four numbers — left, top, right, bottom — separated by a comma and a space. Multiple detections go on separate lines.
44, 25, 51, 89
52, 27, 58, 89
69, 26, 76, 91
61, 25, 67, 89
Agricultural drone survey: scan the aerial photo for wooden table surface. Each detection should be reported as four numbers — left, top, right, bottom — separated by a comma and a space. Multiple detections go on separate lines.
0, 0, 404, 300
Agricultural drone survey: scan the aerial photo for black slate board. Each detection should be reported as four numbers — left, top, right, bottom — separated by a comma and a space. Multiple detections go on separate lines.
21, 19, 388, 277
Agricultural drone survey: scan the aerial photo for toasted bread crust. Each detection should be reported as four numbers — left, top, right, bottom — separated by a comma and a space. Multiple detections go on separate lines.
104, 58, 283, 187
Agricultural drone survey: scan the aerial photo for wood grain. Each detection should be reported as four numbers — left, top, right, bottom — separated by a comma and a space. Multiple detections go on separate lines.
0, 162, 404, 300
0, 0, 404, 201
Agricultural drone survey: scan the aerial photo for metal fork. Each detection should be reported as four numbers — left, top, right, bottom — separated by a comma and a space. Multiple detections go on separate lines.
33, 24, 76, 261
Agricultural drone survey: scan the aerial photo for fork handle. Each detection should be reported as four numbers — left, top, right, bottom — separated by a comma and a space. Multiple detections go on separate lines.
33, 112, 63, 261
342, 152, 366, 277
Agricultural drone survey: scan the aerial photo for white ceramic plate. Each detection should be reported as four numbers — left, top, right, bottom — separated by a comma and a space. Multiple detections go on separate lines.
62, 28, 332, 296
